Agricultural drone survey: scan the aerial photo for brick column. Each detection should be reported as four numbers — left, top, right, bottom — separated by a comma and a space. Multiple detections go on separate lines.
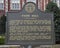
8, 0, 10, 11
42, 0, 44, 11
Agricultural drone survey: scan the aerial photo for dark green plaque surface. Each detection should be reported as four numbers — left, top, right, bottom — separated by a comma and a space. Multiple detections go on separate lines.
6, 2, 55, 45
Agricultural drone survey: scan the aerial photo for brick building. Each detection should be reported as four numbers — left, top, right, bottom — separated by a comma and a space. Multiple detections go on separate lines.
0, 0, 51, 16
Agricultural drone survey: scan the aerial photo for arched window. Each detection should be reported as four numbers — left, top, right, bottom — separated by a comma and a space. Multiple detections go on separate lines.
26, 0, 36, 4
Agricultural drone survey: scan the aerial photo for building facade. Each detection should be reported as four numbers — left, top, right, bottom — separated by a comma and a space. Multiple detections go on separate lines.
0, 0, 51, 16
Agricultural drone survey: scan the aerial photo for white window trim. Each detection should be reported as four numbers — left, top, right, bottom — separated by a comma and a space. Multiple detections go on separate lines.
10, 0, 20, 10
0, 0, 4, 10
26, 0, 36, 3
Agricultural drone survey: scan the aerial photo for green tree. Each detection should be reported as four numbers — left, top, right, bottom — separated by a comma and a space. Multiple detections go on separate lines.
0, 15, 6, 44
0, 15, 6, 34
46, 1, 60, 44
46, 1, 59, 12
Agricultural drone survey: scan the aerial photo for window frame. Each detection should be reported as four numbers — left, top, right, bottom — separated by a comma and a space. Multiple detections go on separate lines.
0, 0, 4, 10
10, 0, 20, 10
26, 0, 37, 4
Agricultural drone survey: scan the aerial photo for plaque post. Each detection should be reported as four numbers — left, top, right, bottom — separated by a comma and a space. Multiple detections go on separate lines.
27, 45, 32, 48
24, 45, 32, 48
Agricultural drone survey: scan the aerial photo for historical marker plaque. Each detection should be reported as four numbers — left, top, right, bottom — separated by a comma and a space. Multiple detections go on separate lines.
6, 2, 55, 45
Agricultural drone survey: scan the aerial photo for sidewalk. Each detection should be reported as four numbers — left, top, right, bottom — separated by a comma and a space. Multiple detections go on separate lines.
0, 45, 60, 48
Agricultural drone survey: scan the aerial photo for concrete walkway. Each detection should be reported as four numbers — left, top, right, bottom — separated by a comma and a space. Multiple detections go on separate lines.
0, 45, 60, 48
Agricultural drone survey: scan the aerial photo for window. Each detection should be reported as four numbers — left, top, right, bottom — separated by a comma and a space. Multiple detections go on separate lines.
12, 3, 19, 9
10, 0, 20, 10
0, 0, 4, 10
26, 0, 36, 4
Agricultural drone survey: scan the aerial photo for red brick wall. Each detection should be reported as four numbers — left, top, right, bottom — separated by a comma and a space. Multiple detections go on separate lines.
38, 0, 51, 11
8, 0, 10, 11
0, 0, 51, 15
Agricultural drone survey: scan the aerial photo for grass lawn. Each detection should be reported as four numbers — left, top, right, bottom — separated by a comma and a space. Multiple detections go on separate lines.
0, 35, 5, 45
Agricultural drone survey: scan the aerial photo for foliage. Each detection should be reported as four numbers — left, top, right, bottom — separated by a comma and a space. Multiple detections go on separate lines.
46, 1, 60, 44
46, 1, 59, 12
0, 15, 6, 34
0, 15, 6, 44
46, 1, 60, 31
0, 36, 5, 45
